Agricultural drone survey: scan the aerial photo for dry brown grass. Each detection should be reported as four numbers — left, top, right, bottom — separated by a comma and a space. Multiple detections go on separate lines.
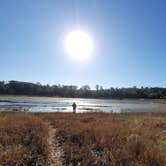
0, 112, 166, 166
41, 112, 166, 166
0, 112, 48, 166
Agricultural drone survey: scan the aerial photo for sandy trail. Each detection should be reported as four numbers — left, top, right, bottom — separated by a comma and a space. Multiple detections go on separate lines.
46, 123, 63, 166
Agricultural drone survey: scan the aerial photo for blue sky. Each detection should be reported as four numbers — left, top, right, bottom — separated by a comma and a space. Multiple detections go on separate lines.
0, 0, 166, 88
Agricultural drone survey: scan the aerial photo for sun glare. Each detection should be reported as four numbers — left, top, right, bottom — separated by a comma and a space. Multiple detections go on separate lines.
65, 30, 93, 61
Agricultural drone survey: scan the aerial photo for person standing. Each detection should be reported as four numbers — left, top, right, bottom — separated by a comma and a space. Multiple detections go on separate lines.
72, 102, 77, 113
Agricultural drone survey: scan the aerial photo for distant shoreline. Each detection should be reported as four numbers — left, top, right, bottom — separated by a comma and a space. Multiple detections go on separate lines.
1, 81, 166, 99
0, 94, 166, 104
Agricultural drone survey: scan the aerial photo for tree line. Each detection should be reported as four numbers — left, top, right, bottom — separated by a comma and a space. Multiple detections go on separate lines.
0, 80, 166, 99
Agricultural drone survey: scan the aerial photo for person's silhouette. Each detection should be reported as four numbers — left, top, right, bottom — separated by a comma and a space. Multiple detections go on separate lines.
72, 102, 77, 113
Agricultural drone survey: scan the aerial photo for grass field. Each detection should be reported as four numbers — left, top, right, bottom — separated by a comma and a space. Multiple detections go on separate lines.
0, 112, 48, 166
0, 112, 166, 165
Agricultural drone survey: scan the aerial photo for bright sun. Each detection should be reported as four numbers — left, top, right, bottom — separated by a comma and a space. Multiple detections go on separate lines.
65, 30, 93, 61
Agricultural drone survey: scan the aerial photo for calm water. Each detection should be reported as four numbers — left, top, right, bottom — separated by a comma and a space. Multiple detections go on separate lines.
0, 96, 161, 113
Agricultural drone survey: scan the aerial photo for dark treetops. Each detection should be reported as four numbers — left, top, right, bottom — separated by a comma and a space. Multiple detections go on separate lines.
0, 81, 166, 99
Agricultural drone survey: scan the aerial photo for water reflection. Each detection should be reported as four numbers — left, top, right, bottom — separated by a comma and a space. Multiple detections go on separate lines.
0, 96, 160, 113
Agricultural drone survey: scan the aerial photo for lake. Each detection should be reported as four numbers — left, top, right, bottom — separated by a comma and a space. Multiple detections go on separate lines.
0, 95, 165, 113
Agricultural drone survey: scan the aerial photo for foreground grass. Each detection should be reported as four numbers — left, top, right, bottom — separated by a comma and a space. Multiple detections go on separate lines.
0, 112, 166, 166
41, 112, 166, 166
0, 112, 48, 166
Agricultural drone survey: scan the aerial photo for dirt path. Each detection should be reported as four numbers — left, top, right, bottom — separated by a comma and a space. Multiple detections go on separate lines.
46, 123, 63, 166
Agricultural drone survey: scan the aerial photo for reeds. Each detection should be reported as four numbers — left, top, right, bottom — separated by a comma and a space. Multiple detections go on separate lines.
0, 112, 165, 165
0, 112, 48, 166
42, 112, 166, 166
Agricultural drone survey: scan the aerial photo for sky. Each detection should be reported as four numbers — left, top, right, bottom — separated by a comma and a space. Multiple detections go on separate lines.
0, 0, 166, 88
